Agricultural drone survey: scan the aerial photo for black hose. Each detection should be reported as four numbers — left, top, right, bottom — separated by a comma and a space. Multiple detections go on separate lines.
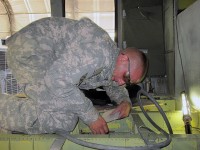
136, 88, 173, 148
137, 89, 173, 134
54, 88, 172, 150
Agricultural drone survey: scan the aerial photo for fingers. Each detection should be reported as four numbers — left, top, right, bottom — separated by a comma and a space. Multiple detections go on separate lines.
89, 101, 131, 134
111, 101, 131, 119
91, 124, 108, 134
91, 129, 96, 134
103, 123, 109, 133
89, 116, 109, 134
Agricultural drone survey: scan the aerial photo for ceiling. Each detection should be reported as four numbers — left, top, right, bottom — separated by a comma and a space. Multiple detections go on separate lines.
0, 0, 114, 39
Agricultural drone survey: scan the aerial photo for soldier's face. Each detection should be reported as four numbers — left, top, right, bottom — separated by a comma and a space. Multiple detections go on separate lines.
112, 54, 143, 86
112, 54, 129, 86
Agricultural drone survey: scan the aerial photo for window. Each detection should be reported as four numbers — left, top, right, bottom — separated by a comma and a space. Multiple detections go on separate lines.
0, 0, 115, 40
65, 0, 115, 40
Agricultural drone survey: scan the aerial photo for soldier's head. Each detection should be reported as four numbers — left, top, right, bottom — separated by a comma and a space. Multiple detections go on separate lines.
112, 47, 148, 86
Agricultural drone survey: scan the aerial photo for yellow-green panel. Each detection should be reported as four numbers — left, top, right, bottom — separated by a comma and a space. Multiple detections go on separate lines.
178, 0, 197, 10
1, 133, 200, 150
173, 140, 196, 149
34, 139, 54, 150
62, 140, 84, 150
172, 135, 198, 149
125, 137, 145, 147
133, 99, 176, 112
0, 100, 200, 150
137, 111, 200, 134
0, 140, 9, 150
78, 115, 133, 134
10, 139, 33, 150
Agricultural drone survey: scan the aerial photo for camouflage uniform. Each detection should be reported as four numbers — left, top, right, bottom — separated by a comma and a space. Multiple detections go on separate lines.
2, 17, 131, 134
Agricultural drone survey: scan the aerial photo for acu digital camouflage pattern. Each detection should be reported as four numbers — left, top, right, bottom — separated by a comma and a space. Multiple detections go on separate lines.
1, 17, 131, 134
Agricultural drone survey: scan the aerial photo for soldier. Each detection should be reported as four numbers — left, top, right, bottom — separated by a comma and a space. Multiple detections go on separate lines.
1, 17, 148, 134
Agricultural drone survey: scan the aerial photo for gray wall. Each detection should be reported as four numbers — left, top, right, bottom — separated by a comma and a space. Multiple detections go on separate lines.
175, 0, 200, 109
121, 0, 166, 76
164, 0, 175, 96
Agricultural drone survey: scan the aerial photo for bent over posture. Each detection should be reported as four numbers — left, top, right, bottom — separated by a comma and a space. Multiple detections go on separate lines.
0, 17, 148, 134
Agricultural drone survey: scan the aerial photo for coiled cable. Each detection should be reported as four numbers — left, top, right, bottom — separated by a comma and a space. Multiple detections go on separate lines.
136, 87, 173, 149
51, 87, 173, 150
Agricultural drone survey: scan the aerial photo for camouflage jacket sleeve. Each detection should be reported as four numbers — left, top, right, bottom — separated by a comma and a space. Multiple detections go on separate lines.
44, 58, 100, 125
103, 83, 131, 105
6, 17, 77, 84
42, 18, 110, 125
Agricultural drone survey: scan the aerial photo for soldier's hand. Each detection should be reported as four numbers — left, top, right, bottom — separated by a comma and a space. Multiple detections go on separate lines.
89, 116, 109, 134
111, 101, 131, 119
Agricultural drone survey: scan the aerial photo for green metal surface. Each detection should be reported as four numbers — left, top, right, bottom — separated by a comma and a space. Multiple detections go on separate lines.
0, 99, 200, 150
133, 99, 176, 112
78, 115, 134, 134
0, 133, 200, 150
178, 0, 197, 10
